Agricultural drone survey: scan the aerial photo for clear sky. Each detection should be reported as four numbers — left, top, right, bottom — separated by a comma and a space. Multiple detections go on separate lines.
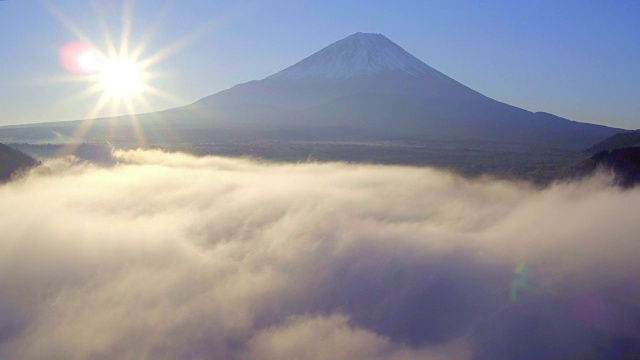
0, 0, 639, 129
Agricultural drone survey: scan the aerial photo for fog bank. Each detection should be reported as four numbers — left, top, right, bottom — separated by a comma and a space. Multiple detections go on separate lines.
0, 149, 638, 359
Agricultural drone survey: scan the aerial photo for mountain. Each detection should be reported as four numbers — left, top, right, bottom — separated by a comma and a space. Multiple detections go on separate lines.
0, 32, 623, 148
187, 32, 620, 147
0, 143, 39, 182
585, 130, 640, 154
195, 32, 473, 110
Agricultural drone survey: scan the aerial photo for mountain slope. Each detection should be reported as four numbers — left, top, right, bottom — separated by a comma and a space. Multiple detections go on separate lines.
585, 130, 640, 154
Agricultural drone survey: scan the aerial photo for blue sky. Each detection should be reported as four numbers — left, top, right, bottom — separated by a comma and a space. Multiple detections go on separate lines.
0, 0, 638, 129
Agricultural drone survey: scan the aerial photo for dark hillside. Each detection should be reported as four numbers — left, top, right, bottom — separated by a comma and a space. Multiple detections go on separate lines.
0, 143, 39, 182
586, 130, 640, 154
573, 147, 640, 187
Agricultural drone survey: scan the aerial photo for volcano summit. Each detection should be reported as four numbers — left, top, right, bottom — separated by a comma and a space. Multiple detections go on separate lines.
271, 32, 448, 79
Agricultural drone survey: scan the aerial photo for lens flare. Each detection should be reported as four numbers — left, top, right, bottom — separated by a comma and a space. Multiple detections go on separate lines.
59, 42, 102, 74
509, 262, 528, 303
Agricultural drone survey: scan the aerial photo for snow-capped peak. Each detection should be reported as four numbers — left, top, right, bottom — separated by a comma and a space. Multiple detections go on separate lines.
269, 32, 442, 80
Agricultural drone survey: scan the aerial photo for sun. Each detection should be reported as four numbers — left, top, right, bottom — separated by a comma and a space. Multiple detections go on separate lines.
99, 57, 146, 97
47, 0, 208, 147
57, 41, 155, 146
59, 42, 149, 101
49, 0, 216, 128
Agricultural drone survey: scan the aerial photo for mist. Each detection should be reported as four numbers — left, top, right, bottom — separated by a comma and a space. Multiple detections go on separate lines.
0, 149, 638, 359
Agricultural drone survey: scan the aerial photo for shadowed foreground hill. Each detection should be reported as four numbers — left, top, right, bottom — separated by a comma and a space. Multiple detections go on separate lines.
573, 147, 640, 187
0, 143, 39, 182
9, 142, 115, 166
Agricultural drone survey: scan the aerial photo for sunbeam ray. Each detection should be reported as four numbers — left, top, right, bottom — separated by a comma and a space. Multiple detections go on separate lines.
119, 0, 134, 58
89, 0, 119, 59
124, 98, 147, 147
44, 2, 100, 51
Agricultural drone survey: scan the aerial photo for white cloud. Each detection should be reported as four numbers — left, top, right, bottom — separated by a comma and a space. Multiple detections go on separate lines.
0, 150, 637, 359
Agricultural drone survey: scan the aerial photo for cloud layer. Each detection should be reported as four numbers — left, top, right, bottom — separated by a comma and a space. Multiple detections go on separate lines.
0, 150, 639, 359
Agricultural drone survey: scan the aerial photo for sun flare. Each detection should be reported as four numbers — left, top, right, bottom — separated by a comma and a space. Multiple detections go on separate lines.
48, 0, 203, 147
59, 41, 149, 102
57, 41, 153, 146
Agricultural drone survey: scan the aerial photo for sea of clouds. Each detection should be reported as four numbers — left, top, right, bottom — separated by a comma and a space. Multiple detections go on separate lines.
0, 149, 639, 359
